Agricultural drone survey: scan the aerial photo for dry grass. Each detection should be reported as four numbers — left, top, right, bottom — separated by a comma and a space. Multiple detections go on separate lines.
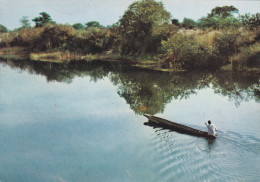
0, 47, 28, 54
0, 47, 29, 59
196, 31, 219, 49
30, 52, 62, 61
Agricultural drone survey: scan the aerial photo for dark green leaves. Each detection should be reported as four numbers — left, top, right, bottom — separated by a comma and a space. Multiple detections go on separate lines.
32, 12, 55, 27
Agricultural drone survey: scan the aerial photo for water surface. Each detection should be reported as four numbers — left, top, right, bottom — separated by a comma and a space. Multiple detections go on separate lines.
0, 59, 260, 182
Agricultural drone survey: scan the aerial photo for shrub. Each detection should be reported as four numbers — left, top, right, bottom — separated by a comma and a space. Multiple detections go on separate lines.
214, 31, 239, 56
162, 33, 215, 70
182, 18, 197, 29
66, 27, 114, 54
196, 30, 218, 48
38, 24, 76, 51
230, 42, 260, 69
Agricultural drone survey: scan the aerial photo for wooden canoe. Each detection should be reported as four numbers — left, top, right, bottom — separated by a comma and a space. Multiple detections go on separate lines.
144, 114, 216, 139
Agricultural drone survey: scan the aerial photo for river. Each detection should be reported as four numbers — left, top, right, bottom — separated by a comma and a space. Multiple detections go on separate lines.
0, 59, 260, 182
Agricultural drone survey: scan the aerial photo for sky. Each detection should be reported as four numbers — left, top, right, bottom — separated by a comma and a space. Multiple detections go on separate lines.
0, 0, 259, 30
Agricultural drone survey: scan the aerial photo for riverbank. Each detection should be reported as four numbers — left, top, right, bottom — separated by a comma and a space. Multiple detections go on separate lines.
0, 47, 183, 72
0, 46, 260, 73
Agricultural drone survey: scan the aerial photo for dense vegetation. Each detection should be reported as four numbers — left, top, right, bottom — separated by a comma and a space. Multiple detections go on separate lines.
0, 0, 259, 71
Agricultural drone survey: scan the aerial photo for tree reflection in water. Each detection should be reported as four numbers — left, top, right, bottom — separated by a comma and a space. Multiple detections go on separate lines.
1, 59, 259, 114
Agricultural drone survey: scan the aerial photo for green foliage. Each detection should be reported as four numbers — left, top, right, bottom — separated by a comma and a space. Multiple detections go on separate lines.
182, 18, 197, 29
72, 23, 85, 30
20, 16, 31, 28
198, 16, 240, 29
198, 6, 240, 29
38, 24, 76, 50
171, 19, 180, 26
239, 13, 260, 28
161, 28, 259, 70
0, 24, 8, 33
85, 21, 104, 29
197, 17, 216, 29
0, 24, 74, 50
214, 31, 239, 55
0, 3, 259, 72
147, 23, 179, 53
66, 27, 113, 54
230, 42, 260, 70
79, 28, 109, 53
208, 6, 238, 18
32, 12, 55, 27
213, 31, 240, 66
118, 0, 171, 55
162, 33, 215, 70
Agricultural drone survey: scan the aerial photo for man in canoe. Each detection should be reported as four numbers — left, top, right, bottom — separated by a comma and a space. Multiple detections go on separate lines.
205, 120, 217, 136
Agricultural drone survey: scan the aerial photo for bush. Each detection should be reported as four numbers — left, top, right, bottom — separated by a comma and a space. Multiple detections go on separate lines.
230, 42, 260, 69
66, 27, 114, 54
147, 23, 179, 53
182, 18, 197, 29
214, 31, 239, 56
162, 33, 215, 70
38, 24, 76, 51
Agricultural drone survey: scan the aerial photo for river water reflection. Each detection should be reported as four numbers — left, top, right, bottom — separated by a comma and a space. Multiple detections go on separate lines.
0, 59, 260, 181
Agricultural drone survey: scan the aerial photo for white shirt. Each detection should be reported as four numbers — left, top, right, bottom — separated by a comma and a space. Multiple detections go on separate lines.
206, 124, 217, 136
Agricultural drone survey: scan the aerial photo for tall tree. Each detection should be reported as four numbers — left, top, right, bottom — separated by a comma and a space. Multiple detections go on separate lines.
118, 0, 171, 55
198, 6, 240, 29
208, 6, 238, 18
20, 16, 31, 28
32, 12, 54, 27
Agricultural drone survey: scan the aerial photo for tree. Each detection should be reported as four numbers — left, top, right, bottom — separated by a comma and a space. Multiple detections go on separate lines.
72, 23, 85, 30
118, 0, 171, 55
0, 24, 8, 33
171, 19, 180, 26
239, 13, 260, 27
208, 6, 239, 18
182, 18, 197, 29
36, 24, 75, 50
20, 16, 31, 28
198, 6, 240, 29
32, 12, 54, 27
85, 21, 104, 29
198, 16, 240, 29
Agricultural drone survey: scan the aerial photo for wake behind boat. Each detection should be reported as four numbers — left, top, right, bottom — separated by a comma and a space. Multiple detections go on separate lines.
144, 114, 216, 139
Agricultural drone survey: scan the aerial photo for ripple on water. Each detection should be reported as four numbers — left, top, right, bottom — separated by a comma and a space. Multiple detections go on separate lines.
150, 129, 211, 181
149, 128, 260, 182
195, 130, 260, 181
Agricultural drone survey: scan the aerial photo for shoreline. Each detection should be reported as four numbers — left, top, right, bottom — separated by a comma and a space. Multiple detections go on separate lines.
0, 46, 260, 74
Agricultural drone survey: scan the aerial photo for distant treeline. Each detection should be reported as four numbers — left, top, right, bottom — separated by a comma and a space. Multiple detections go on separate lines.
0, 0, 259, 71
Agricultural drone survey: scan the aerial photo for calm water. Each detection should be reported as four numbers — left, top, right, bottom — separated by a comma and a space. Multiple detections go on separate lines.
0, 59, 260, 182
